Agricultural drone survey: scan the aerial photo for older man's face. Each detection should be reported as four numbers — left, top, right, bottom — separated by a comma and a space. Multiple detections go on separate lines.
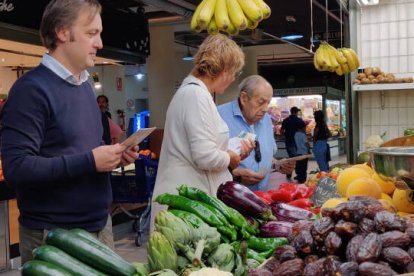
241, 82, 273, 125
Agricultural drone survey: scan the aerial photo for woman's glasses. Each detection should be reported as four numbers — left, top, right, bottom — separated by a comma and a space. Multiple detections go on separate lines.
255, 140, 261, 163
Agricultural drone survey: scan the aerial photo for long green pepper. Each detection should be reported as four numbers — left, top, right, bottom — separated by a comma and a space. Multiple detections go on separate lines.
177, 185, 257, 235
246, 236, 289, 252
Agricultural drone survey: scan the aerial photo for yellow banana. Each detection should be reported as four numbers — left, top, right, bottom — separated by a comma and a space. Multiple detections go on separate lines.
315, 44, 328, 70
327, 46, 340, 71
340, 48, 357, 71
226, 18, 239, 36
198, 0, 217, 28
321, 44, 332, 71
251, 0, 271, 19
346, 48, 360, 69
313, 55, 322, 71
226, 0, 247, 30
215, 0, 231, 31
207, 16, 219, 35
191, 0, 206, 32
246, 16, 259, 29
237, 0, 263, 22
335, 65, 344, 76
341, 62, 350, 74
326, 43, 347, 64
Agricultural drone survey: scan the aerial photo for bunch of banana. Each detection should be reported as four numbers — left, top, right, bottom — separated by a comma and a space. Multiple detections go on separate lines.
191, 0, 271, 36
313, 42, 360, 76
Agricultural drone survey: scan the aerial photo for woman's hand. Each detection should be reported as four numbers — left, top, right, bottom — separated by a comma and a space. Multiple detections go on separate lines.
228, 150, 241, 170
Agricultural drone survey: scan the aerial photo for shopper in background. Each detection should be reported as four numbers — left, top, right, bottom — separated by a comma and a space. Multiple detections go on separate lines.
97, 94, 112, 118
281, 106, 305, 179
152, 34, 254, 223
218, 75, 295, 191
313, 110, 332, 172
0, 0, 139, 264
294, 120, 310, 183
97, 95, 124, 144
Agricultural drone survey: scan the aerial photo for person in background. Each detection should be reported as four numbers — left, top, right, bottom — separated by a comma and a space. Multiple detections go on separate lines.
281, 106, 305, 180
97, 95, 123, 144
97, 94, 112, 118
152, 34, 254, 223
218, 75, 295, 191
294, 120, 310, 183
0, 0, 139, 264
313, 110, 332, 172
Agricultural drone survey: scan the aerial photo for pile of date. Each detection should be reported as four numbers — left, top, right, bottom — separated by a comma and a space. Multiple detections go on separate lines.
249, 196, 414, 276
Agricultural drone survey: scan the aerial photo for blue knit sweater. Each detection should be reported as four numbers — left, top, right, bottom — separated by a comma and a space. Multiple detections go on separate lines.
0, 64, 111, 231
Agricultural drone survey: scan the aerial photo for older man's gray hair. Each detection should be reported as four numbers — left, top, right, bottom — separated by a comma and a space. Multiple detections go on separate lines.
238, 75, 271, 97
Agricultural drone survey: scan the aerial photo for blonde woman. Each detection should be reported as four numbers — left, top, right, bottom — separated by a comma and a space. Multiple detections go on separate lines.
152, 34, 253, 221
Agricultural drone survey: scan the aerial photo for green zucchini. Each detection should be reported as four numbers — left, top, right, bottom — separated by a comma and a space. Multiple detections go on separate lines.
69, 228, 124, 262
33, 245, 107, 276
21, 260, 72, 276
46, 228, 136, 276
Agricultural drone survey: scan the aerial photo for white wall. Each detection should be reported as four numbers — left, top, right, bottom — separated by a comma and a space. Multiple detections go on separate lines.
357, 0, 414, 150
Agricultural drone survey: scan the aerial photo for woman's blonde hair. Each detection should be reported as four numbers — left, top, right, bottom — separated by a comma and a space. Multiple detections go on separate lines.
192, 34, 245, 79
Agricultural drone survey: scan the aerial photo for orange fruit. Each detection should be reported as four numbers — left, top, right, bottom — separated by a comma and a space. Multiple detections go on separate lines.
336, 167, 371, 196
345, 177, 382, 199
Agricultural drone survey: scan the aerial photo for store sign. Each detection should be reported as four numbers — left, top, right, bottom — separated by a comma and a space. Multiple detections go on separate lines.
0, 0, 14, 12
273, 87, 326, 96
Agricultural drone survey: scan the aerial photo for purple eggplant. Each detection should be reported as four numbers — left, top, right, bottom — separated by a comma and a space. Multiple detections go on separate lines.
260, 221, 293, 238
217, 181, 275, 220
270, 203, 313, 222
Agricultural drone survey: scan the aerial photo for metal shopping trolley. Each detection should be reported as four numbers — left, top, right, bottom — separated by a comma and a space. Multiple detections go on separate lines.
110, 156, 158, 246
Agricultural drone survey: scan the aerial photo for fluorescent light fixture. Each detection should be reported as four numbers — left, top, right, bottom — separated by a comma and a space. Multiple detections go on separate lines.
356, 0, 379, 6
281, 34, 304, 41
94, 82, 102, 89
135, 73, 145, 80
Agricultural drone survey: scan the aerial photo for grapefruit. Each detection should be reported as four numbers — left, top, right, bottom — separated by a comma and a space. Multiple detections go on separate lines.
336, 167, 371, 196
345, 177, 382, 199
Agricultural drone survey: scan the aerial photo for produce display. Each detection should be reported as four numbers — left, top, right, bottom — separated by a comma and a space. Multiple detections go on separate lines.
191, 0, 271, 35
353, 66, 414, 85
22, 155, 414, 275
313, 42, 360, 75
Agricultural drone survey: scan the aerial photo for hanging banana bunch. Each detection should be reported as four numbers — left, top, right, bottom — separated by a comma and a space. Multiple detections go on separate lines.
190, 0, 271, 36
313, 42, 360, 76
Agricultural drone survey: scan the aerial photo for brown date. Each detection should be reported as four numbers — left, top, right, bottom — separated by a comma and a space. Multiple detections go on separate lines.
359, 218, 376, 235
335, 219, 358, 237
290, 220, 313, 239
303, 261, 324, 276
247, 268, 272, 276
304, 254, 319, 265
338, 261, 359, 276
374, 211, 407, 233
408, 247, 414, 259
292, 230, 314, 254
406, 223, 414, 240
273, 245, 297, 263
348, 196, 382, 205
380, 230, 411, 248
261, 257, 280, 272
405, 261, 414, 273
323, 256, 342, 276
272, 258, 304, 276
336, 201, 366, 222
325, 231, 342, 255
346, 234, 364, 262
358, 261, 397, 276
382, 247, 413, 267
365, 204, 387, 219
311, 217, 335, 243
357, 233, 382, 263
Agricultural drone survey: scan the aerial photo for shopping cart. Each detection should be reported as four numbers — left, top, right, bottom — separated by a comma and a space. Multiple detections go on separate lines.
110, 156, 158, 246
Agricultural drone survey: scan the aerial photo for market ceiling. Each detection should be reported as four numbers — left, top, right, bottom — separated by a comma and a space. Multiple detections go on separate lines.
102, 0, 349, 48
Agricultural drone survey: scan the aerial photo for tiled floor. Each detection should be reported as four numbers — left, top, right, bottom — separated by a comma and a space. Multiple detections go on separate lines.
0, 155, 347, 275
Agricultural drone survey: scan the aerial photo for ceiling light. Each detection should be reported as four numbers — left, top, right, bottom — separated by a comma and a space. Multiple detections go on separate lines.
356, 0, 379, 6
281, 33, 304, 41
182, 46, 194, 61
135, 73, 145, 80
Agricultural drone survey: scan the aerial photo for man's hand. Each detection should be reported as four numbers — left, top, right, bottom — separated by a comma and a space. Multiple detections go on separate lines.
119, 145, 139, 167
274, 159, 296, 175
232, 168, 265, 185
239, 138, 255, 160
228, 150, 241, 170
93, 144, 139, 172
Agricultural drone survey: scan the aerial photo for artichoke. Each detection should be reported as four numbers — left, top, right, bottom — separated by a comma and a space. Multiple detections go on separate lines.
132, 262, 150, 276
147, 231, 177, 272
155, 210, 194, 247
207, 243, 235, 272
193, 223, 221, 255
149, 269, 179, 276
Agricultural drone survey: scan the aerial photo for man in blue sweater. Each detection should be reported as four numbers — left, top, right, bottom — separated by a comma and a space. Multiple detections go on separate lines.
0, 0, 139, 264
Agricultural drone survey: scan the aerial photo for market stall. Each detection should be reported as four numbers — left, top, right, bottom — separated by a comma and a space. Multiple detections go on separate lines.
269, 86, 346, 159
